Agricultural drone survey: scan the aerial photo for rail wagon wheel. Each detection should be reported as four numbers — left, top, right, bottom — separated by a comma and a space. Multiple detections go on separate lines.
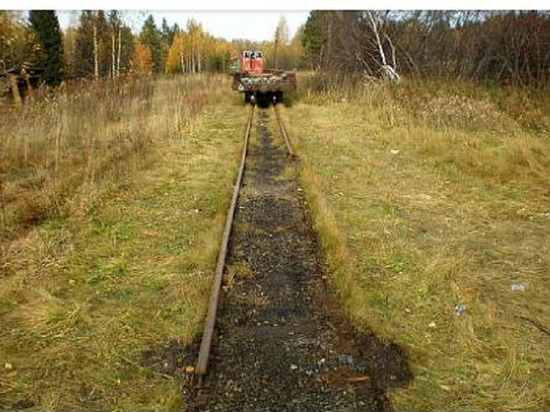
273, 91, 283, 104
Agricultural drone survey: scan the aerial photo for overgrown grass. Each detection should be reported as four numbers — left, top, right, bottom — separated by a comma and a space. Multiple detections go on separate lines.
283, 76, 550, 410
0, 74, 246, 409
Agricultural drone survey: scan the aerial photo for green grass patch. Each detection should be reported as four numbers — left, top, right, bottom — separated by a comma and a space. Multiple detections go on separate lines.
0, 77, 246, 409
282, 81, 550, 410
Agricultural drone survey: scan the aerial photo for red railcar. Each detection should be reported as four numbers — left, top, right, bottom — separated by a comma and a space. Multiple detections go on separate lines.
230, 50, 296, 105
240, 50, 264, 74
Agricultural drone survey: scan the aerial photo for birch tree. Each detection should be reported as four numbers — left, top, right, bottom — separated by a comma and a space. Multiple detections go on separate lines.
364, 11, 400, 81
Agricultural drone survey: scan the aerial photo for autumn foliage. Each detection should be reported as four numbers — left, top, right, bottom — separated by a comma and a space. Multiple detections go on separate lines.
133, 41, 153, 74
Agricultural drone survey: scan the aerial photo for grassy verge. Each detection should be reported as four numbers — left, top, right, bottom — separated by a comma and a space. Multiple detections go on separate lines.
282, 79, 550, 410
0, 75, 246, 409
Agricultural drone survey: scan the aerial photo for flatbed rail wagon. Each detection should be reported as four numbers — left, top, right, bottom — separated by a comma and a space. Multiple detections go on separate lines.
230, 50, 296, 104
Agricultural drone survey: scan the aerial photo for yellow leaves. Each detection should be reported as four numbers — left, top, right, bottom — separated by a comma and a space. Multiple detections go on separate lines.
165, 29, 236, 74
166, 33, 184, 73
133, 41, 153, 74
0, 11, 38, 68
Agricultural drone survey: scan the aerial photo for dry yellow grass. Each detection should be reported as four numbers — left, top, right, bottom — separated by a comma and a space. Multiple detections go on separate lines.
0, 75, 246, 409
282, 78, 550, 410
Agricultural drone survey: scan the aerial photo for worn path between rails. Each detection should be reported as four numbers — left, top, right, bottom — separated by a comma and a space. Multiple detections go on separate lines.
185, 108, 411, 411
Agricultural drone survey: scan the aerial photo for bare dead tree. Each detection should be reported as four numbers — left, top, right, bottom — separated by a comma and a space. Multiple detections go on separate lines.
365, 11, 400, 81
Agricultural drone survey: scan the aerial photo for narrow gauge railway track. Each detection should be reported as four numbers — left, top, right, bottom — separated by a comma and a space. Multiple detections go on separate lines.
195, 104, 292, 379
186, 104, 411, 411
273, 104, 294, 157
194, 105, 255, 377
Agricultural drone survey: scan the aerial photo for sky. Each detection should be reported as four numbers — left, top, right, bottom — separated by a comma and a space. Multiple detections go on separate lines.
57, 11, 311, 42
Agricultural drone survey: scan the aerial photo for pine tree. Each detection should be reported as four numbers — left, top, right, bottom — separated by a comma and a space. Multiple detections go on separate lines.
161, 18, 178, 52
118, 26, 135, 75
139, 15, 164, 73
302, 11, 324, 69
29, 10, 64, 85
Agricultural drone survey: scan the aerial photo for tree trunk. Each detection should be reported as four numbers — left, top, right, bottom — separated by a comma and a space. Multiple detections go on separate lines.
111, 32, 116, 78
198, 49, 202, 72
274, 29, 279, 70
117, 28, 121, 77
367, 11, 400, 81
8, 74, 22, 108
368, 12, 387, 66
23, 69, 33, 100
93, 19, 99, 80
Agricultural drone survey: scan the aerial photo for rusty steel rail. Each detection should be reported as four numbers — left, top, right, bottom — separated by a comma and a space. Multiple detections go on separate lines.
274, 105, 294, 157
195, 105, 255, 377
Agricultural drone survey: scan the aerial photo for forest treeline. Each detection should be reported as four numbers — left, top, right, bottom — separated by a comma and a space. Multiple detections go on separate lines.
0, 10, 303, 88
302, 11, 550, 86
2, 10, 550, 89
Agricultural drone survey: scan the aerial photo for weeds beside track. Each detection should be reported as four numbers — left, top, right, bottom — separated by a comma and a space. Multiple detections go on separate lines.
0, 75, 246, 409
282, 77, 550, 410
